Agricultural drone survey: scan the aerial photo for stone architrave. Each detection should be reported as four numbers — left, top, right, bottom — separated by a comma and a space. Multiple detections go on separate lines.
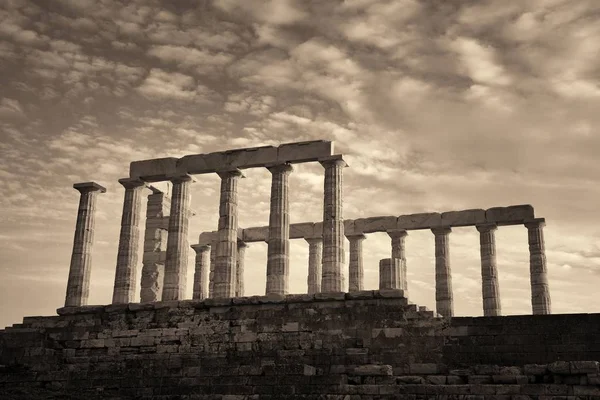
320, 156, 347, 292
140, 187, 170, 303
161, 174, 194, 301
306, 237, 323, 294
213, 169, 244, 298
65, 182, 106, 307
191, 244, 210, 300
112, 178, 146, 304
265, 163, 293, 295
208, 239, 217, 298
235, 241, 248, 297
525, 218, 552, 315
347, 234, 366, 292
476, 223, 501, 316
432, 227, 453, 317
388, 229, 408, 290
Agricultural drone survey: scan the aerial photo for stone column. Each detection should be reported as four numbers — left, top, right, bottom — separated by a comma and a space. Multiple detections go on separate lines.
140, 187, 170, 303
111, 178, 145, 304
432, 227, 453, 317
379, 258, 401, 290
236, 241, 248, 297
306, 237, 323, 294
65, 182, 106, 307
161, 174, 194, 301
525, 218, 552, 315
208, 238, 217, 298
191, 244, 210, 300
320, 156, 346, 293
347, 234, 366, 292
213, 169, 243, 298
266, 163, 293, 295
477, 223, 501, 316
388, 229, 408, 291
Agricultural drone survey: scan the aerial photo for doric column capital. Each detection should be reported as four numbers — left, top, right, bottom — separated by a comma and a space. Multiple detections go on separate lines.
319, 155, 347, 168
431, 227, 452, 235
266, 163, 294, 174
476, 223, 498, 233
73, 181, 107, 194
305, 236, 323, 244
167, 173, 195, 184
387, 229, 408, 239
217, 169, 244, 179
525, 218, 546, 229
191, 244, 211, 254
237, 240, 249, 249
346, 233, 366, 241
118, 177, 146, 190
147, 185, 163, 194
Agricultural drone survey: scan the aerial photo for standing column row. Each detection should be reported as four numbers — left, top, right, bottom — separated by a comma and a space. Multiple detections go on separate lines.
65, 182, 106, 307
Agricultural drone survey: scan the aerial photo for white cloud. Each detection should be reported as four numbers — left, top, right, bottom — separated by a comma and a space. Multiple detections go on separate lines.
136, 68, 216, 101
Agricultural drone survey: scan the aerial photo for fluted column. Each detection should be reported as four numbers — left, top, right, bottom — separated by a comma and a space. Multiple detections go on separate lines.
213, 169, 243, 298
477, 223, 501, 316
432, 227, 453, 317
209, 238, 217, 298
140, 187, 170, 303
65, 182, 106, 307
347, 234, 366, 292
161, 174, 194, 301
112, 178, 146, 304
306, 237, 323, 294
320, 156, 346, 292
266, 163, 293, 295
379, 258, 401, 289
236, 241, 248, 297
191, 244, 210, 300
525, 218, 551, 315
388, 229, 408, 290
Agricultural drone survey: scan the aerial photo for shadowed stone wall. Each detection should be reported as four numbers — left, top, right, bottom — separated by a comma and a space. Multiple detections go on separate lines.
1, 291, 600, 399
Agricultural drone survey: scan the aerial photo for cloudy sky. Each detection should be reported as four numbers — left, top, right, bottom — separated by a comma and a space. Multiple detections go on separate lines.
1, 0, 599, 328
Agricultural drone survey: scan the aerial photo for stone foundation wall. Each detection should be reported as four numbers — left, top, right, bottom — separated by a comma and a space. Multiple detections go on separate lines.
1, 290, 600, 399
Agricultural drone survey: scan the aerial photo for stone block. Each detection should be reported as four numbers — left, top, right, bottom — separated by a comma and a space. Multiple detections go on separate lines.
410, 363, 442, 374
313, 222, 323, 237
426, 375, 447, 385
441, 209, 486, 227
350, 365, 393, 376
397, 212, 442, 230
143, 251, 166, 264
145, 217, 169, 230
344, 220, 356, 235
397, 375, 425, 384
284, 294, 315, 303
222, 145, 279, 169
277, 140, 333, 163
485, 204, 534, 225
354, 216, 397, 233
290, 222, 315, 239
242, 226, 269, 242
570, 361, 599, 374
130, 157, 178, 181
524, 364, 548, 375
548, 361, 570, 374
314, 292, 345, 301
375, 289, 407, 298
198, 231, 217, 245
345, 290, 375, 300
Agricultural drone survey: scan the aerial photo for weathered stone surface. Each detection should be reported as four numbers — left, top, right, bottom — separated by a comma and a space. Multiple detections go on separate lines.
441, 209, 486, 227
290, 222, 315, 239
526, 218, 551, 315
129, 157, 178, 181
347, 234, 366, 292
305, 237, 323, 294
432, 227, 453, 317
242, 226, 269, 242
486, 204, 535, 225
354, 216, 397, 233
397, 212, 442, 230
277, 140, 333, 162
477, 223, 501, 316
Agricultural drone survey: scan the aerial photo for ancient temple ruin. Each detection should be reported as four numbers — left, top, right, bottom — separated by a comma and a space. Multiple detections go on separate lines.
63, 140, 551, 317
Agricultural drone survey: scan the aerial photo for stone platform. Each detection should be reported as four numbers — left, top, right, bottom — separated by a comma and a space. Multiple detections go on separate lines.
1, 290, 600, 399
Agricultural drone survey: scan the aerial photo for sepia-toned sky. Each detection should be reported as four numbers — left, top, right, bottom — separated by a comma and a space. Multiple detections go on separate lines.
1, 0, 599, 329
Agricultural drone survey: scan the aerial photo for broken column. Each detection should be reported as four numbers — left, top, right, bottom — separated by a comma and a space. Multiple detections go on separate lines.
347, 233, 366, 292
235, 240, 248, 297
208, 238, 217, 298
112, 178, 145, 304
388, 229, 408, 291
477, 223, 501, 316
191, 244, 210, 300
266, 163, 293, 295
432, 227, 453, 317
161, 174, 194, 301
140, 187, 170, 302
379, 258, 401, 290
306, 237, 323, 294
64, 182, 106, 307
213, 169, 243, 298
525, 218, 552, 315
320, 156, 346, 292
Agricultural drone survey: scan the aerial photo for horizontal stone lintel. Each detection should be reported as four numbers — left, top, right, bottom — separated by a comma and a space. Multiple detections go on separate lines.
130, 140, 333, 181
55, 289, 408, 316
